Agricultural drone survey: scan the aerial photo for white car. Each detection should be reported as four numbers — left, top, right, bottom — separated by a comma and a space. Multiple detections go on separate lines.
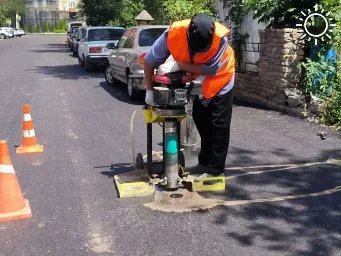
0, 28, 10, 39
15, 28, 26, 37
77, 26, 125, 71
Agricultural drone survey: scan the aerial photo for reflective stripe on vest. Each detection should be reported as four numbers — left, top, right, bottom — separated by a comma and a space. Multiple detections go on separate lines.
167, 19, 235, 99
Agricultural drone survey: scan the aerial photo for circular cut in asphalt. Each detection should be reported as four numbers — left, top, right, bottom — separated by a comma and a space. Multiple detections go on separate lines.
144, 189, 225, 212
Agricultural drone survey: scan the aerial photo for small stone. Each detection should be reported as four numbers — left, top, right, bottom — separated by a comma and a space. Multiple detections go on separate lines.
287, 95, 305, 107
297, 49, 305, 55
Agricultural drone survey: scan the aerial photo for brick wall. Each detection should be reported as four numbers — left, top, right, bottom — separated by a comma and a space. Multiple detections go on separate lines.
234, 28, 308, 116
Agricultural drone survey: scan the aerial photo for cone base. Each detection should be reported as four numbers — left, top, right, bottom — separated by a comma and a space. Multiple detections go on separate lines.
16, 144, 43, 154
0, 199, 32, 222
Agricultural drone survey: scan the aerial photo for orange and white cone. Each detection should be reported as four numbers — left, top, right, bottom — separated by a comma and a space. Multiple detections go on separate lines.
0, 140, 32, 222
16, 104, 43, 154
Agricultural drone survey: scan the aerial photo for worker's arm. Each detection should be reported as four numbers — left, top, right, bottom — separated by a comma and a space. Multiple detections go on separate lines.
144, 29, 171, 90
177, 36, 229, 76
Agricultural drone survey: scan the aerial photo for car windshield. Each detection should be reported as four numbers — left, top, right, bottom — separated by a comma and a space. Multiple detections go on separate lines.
138, 28, 167, 47
88, 28, 125, 42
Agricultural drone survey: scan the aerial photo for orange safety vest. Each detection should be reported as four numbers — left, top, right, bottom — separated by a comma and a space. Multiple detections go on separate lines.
167, 19, 235, 99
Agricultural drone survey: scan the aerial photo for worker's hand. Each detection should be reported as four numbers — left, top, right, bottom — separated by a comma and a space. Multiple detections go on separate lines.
157, 61, 179, 75
145, 90, 155, 106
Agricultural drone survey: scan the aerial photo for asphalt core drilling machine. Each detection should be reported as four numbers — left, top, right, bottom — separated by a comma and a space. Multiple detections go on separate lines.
113, 71, 226, 198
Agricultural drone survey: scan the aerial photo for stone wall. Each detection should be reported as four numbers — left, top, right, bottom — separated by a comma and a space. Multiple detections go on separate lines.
234, 28, 308, 116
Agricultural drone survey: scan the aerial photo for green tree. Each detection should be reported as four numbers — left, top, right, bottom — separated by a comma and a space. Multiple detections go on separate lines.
61, 19, 67, 30
162, 0, 215, 22
28, 24, 35, 33
79, 0, 118, 26
108, 0, 144, 28
0, 0, 26, 26
143, 0, 166, 24
49, 22, 55, 32
36, 22, 42, 33
55, 20, 60, 30
43, 21, 49, 33
241, 0, 320, 29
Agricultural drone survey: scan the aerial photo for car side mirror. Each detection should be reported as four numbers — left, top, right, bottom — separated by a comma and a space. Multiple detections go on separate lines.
106, 43, 117, 49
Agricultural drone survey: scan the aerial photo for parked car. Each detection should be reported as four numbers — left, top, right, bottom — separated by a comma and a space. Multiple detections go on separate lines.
77, 26, 125, 71
71, 26, 86, 56
70, 27, 79, 53
0, 27, 13, 38
0, 28, 10, 39
67, 26, 79, 47
15, 28, 26, 37
105, 25, 169, 100
67, 21, 85, 33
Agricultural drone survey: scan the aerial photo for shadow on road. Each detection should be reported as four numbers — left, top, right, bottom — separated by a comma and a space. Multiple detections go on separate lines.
95, 162, 133, 178
28, 43, 71, 53
212, 161, 341, 255
97, 81, 144, 106
27, 64, 104, 80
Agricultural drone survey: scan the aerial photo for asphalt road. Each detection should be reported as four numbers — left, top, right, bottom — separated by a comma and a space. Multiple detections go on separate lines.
0, 35, 341, 256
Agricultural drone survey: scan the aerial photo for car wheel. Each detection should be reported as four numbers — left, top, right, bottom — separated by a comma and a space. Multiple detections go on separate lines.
127, 77, 140, 101
0, 34, 5, 39
105, 65, 116, 86
84, 57, 92, 72
78, 54, 84, 66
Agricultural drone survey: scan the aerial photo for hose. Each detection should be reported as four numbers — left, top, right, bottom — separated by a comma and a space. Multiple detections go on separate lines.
130, 107, 163, 169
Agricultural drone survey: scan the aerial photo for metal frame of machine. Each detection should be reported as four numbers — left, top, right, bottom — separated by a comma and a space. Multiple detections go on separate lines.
113, 72, 226, 198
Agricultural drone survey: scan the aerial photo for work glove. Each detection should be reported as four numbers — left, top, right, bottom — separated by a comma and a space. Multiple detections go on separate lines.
157, 61, 179, 75
145, 90, 155, 106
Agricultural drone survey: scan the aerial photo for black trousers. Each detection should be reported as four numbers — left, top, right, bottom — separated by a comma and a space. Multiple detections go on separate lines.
192, 89, 233, 175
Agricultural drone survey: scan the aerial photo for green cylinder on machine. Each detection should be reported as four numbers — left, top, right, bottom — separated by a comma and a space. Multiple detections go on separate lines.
164, 121, 179, 189
165, 134, 178, 155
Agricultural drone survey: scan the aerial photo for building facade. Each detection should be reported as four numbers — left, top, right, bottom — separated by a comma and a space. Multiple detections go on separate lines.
24, 0, 81, 26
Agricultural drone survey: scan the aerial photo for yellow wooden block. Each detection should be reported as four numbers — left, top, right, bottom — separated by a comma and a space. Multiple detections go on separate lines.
192, 176, 226, 192
114, 178, 155, 198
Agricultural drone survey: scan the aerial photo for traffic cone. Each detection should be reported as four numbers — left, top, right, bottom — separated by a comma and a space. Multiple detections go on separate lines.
0, 140, 32, 222
16, 104, 43, 154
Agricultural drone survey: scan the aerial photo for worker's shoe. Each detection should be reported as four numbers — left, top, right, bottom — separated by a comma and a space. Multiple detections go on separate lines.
187, 164, 207, 174
194, 173, 214, 182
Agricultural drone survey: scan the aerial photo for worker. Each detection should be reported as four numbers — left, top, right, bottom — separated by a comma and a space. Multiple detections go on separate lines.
143, 13, 235, 181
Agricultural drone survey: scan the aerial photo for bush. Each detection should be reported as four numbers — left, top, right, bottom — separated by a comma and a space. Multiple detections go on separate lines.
49, 23, 55, 32
54, 29, 66, 33
28, 24, 35, 33
23, 25, 28, 32
43, 21, 49, 33
61, 19, 67, 31
36, 22, 42, 33
55, 21, 60, 30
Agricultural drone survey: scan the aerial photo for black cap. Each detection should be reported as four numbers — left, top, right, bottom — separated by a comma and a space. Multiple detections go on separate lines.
188, 13, 215, 53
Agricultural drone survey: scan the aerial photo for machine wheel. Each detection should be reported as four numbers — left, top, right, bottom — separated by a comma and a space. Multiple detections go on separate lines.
179, 150, 185, 167
0, 34, 5, 39
135, 153, 144, 170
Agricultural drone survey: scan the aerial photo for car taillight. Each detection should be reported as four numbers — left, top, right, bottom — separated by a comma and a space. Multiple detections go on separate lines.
139, 53, 147, 64
89, 47, 102, 53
